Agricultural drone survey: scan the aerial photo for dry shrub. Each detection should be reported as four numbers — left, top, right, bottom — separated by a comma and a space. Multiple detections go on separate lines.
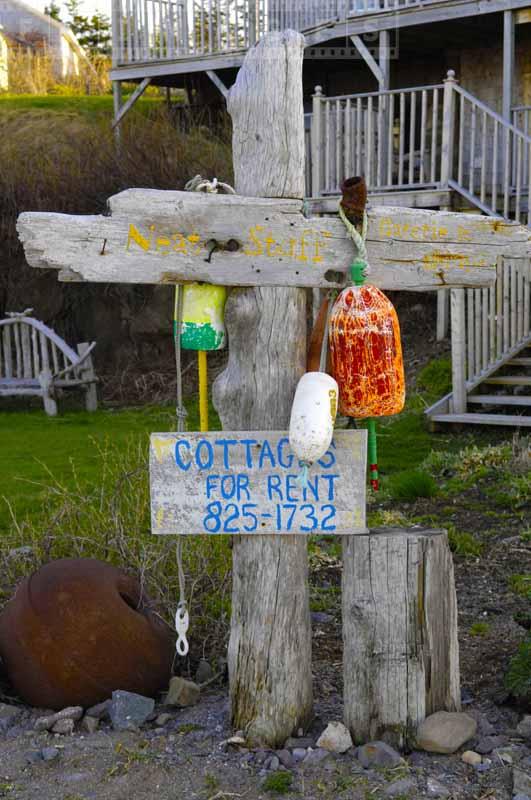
6, 47, 111, 95
0, 104, 233, 258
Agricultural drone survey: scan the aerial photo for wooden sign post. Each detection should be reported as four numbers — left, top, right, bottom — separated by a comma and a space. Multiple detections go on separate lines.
17, 30, 531, 751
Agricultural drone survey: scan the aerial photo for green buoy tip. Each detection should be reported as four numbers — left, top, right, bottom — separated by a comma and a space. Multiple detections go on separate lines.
350, 260, 367, 286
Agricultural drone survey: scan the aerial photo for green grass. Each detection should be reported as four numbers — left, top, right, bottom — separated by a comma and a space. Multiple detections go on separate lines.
0, 398, 212, 533
387, 469, 438, 502
0, 94, 165, 116
262, 772, 293, 794
470, 622, 491, 637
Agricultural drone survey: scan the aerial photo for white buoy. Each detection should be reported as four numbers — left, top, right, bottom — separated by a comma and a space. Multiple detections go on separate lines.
289, 372, 339, 468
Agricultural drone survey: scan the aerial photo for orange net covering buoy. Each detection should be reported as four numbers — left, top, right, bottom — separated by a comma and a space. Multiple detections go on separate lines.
329, 266, 405, 419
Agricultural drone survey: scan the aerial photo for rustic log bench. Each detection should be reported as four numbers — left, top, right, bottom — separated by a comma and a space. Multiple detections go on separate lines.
0, 310, 97, 416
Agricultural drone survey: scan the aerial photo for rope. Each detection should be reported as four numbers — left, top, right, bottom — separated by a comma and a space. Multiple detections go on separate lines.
338, 204, 370, 278
172, 175, 236, 658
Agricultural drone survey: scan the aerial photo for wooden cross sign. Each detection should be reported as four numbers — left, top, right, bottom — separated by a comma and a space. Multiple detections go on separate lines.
15, 29, 527, 751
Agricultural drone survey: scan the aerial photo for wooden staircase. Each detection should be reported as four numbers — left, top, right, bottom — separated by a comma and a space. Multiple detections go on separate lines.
427, 258, 531, 428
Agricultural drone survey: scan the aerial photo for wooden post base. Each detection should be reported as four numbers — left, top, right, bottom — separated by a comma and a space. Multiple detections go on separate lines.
343, 528, 461, 750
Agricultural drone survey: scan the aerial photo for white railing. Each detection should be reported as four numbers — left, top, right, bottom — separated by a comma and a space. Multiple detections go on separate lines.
113, 0, 268, 63
309, 83, 444, 196
448, 258, 531, 414
112, 0, 438, 64
450, 80, 531, 225
308, 72, 531, 225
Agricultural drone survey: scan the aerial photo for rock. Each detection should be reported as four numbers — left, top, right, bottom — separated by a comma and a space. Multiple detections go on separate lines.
303, 748, 331, 766
0, 704, 21, 733
110, 690, 155, 731
517, 717, 531, 741
41, 746, 60, 762
384, 778, 417, 797
461, 688, 474, 705
514, 767, 531, 796
476, 760, 492, 773
316, 721, 353, 753
265, 755, 280, 771
476, 735, 506, 754
85, 700, 111, 720
276, 749, 294, 768
195, 659, 214, 685
55, 706, 83, 722
292, 748, 307, 762
81, 716, 99, 734
416, 712, 477, 754
495, 749, 514, 764
357, 741, 403, 769
52, 718, 74, 735
155, 714, 172, 727
513, 794, 530, 800
26, 751, 43, 764
164, 677, 200, 708
34, 706, 83, 733
462, 750, 482, 766
311, 612, 333, 625
426, 777, 451, 797
34, 714, 58, 733
254, 750, 269, 764
285, 736, 314, 749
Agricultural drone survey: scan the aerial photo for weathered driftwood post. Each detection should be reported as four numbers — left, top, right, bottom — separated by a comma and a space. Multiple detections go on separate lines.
212, 31, 313, 746
343, 528, 461, 749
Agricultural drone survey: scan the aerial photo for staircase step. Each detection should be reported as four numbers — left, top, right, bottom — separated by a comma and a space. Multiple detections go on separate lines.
507, 358, 531, 366
431, 412, 531, 427
468, 394, 531, 406
483, 376, 531, 386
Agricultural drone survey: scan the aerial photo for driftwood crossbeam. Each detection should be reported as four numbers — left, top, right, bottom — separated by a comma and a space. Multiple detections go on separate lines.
17, 191, 530, 291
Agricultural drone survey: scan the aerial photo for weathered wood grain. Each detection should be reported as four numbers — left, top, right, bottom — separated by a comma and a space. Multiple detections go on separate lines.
212, 31, 314, 748
18, 191, 531, 291
150, 431, 367, 535
343, 528, 461, 750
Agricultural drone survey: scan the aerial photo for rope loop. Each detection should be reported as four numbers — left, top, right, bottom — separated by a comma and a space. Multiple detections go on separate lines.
338, 204, 371, 282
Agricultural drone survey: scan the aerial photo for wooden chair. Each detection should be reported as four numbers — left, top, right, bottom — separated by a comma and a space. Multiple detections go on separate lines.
0, 309, 98, 416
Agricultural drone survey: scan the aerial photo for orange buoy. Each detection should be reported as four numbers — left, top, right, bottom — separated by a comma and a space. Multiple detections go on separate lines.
329, 260, 405, 491
329, 261, 405, 419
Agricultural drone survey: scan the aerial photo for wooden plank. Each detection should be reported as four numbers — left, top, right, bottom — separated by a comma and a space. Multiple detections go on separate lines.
20, 324, 32, 379
150, 430, 367, 535
2, 327, 12, 378
468, 394, 531, 406
508, 357, 531, 365
484, 375, 531, 385
19, 196, 528, 292
451, 288, 467, 413
432, 412, 531, 426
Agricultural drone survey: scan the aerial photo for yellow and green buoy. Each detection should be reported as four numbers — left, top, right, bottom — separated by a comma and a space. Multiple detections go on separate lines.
174, 283, 227, 432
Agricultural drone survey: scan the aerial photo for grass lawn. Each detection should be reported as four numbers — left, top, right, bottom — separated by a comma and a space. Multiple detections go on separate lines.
0, 94, 165, 117
0, 392, 500, 536
0, 400, 206, 534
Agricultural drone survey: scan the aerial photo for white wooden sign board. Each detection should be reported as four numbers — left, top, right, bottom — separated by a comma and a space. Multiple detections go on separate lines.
150, 430, 367, 535
17, 189, 531, 291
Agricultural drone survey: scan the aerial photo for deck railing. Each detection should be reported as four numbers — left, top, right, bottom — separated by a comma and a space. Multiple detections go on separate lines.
449, 258, 531, 413
112, 0, 441, 64
309, 83, 444, 196
451, 82, 531, 224
308, 72, 531, 225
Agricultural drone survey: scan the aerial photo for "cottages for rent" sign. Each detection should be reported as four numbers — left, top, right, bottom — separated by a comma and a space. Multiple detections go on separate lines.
150, 431, 367, 535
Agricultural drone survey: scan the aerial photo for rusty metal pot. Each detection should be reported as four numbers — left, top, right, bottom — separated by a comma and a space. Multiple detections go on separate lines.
0, 558, 175, 709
